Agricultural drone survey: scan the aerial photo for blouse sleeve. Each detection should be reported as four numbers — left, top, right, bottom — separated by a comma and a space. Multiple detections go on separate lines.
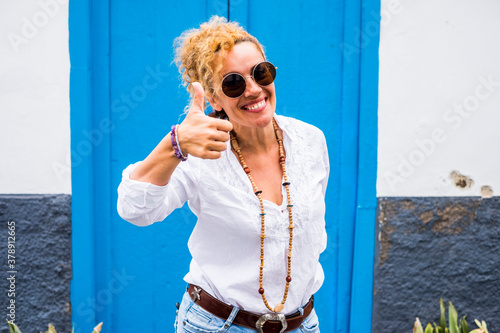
319, 130, 329, 252
319, 130, 330, 196
117, 161, 198, 226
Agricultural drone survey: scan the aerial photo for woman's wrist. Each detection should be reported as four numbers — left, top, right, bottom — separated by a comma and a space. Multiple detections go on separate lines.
171, 125, 188, 161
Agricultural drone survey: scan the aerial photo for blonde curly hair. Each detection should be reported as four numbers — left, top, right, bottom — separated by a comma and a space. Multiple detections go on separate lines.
174, 16, 265, 118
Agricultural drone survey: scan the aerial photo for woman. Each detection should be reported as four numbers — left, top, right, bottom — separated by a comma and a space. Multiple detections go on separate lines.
117, 16, 329, 333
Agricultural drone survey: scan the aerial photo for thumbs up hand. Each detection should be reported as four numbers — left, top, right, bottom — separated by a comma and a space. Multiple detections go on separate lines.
177, 82, 233, 159
187, 81, 206, 116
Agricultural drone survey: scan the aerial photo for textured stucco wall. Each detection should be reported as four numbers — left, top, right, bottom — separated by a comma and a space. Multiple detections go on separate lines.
373, 197, 500, 332
374, 0, 500, 331
0, 1, 72, 331
0, 195, 72, 333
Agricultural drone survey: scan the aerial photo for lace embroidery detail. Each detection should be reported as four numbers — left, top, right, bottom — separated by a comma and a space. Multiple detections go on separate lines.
200, 115, 324, 239
213, 147, 259, 229
265, 115, 317, 238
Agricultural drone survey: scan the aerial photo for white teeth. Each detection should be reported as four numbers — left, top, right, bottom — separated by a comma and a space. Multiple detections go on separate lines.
246, 100, 266, 110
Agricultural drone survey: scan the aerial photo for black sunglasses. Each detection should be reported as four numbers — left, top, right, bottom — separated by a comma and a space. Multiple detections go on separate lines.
221, 61, 277, 98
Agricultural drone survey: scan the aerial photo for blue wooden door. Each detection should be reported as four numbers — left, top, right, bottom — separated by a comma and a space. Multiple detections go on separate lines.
70, 0, 378, 332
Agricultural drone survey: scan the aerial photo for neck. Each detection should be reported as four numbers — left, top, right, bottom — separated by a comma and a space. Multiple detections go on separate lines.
231, 119, 277, 153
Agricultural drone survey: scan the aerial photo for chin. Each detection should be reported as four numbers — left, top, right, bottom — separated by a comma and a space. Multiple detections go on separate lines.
248, 108, 275, 128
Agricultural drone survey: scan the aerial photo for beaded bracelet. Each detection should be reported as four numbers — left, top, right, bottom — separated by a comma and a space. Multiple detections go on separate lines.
174, 125, 186, 158
170, 125, 188, 161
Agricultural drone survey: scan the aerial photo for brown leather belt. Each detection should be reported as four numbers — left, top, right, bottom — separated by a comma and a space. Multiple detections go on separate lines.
187, 284, 313, 333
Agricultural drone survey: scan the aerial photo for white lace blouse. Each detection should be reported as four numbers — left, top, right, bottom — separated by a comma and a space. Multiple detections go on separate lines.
117, 115, 329, 315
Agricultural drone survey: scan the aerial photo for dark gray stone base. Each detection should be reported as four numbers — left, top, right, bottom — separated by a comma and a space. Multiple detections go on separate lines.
0, 194, 72, 333
373, 197, 500, 333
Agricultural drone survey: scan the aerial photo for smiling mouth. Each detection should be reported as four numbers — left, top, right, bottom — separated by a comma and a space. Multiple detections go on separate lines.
241, 98, 267, 112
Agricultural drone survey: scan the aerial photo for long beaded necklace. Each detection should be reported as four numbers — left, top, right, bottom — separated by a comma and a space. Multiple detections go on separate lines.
230, 118, 294, 313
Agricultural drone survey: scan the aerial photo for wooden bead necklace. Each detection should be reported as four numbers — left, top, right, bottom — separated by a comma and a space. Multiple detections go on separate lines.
230, 118, 294, 313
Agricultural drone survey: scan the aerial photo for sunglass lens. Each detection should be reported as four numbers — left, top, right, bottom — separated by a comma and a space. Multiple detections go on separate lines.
254, 62, 276, 86
222, 74, 246, 98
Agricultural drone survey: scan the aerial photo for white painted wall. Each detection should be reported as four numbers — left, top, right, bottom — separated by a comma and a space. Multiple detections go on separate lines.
1, 0, 498, 197
377, 0, 500, 197
0, 0, 70, 194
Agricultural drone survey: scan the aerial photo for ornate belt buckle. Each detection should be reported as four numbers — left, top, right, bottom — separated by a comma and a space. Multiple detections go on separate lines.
256, 313, 288, 333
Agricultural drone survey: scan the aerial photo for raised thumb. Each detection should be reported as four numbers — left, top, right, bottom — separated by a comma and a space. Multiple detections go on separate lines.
189, 82, 205, 114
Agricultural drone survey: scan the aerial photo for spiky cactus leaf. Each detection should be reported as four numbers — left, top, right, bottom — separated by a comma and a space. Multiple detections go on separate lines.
414, 318, 424, 333
481, 320, 488, 333
449, 302, 459, 333
481, 321, 488, 332
461, 316, 469, 333
92, 322, 103, 333
470, 328, 488, 333
46, 323, 57, 333
425, 323, 434, 333
7, 321, 104, 333
440, 299, 447, 331
469, 319, 488, 333
7, 321, 22, 333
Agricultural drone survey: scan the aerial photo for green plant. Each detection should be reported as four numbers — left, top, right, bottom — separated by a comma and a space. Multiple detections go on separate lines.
6, 321, 103, 333
413, 299, 488, 333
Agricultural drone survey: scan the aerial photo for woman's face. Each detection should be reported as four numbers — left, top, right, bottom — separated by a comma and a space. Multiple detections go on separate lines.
209, 42, 276, 132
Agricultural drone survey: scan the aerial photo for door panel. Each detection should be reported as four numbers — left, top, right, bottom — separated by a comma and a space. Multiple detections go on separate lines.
70, 0, 378, 332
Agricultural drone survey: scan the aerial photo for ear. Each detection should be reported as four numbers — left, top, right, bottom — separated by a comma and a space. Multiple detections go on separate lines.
207, 95, 223, 112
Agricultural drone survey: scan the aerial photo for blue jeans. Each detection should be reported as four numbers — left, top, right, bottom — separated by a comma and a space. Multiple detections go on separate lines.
174, 291, 320, 332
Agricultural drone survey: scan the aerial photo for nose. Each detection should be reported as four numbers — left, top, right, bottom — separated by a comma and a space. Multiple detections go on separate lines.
243, 76, 262, 97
